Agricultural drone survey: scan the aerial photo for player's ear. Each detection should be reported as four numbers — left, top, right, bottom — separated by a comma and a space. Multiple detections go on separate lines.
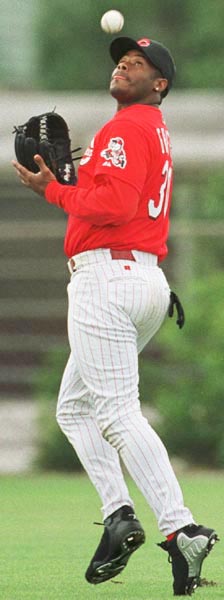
153, 78, 168, 94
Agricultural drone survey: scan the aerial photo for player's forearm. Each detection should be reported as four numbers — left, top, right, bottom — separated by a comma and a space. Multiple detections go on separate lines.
45, 176, 139, 226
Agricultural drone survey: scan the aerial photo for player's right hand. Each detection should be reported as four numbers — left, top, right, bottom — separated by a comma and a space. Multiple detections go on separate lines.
12, 154, 56, 197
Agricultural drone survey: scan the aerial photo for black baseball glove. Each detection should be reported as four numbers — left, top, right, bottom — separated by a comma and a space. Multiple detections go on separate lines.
13, 110, 81, 185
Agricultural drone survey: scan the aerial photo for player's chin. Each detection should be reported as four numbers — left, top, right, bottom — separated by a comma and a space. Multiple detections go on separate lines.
110, 80, 130, 101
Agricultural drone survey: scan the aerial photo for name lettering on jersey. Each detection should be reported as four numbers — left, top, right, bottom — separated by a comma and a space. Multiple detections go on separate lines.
156, 128, 171, 155
80, 136, 95, 165
101, 137, 127, 169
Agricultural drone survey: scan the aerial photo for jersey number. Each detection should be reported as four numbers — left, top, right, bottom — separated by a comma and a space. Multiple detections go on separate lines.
148, 160, 172, 220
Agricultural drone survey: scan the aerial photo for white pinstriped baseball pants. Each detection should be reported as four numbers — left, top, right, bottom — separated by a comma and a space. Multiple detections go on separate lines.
57, 249, 193, 535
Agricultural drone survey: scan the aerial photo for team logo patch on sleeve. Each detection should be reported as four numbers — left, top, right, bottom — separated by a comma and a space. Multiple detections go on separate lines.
100, 137, 127, 169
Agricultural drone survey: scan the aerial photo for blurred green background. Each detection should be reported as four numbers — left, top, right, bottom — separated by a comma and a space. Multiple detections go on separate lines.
0, 0, 224, 473
1, 0, 224, 91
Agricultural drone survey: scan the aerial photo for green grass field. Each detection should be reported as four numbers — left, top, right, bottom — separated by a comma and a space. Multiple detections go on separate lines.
1, 472, 223, 599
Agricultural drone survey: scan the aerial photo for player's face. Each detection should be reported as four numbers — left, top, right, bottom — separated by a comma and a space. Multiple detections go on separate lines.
110, 50, 163, 105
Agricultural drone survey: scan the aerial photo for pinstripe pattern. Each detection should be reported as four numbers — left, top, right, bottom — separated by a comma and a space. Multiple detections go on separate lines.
57, 249, 193, 533
57, 355, 134, 517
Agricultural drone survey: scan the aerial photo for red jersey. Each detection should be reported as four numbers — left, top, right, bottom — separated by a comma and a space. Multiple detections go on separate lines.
45, 104, 173, 262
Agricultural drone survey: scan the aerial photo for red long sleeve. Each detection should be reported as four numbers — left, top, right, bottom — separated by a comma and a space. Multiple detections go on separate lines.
45, 175, 139, 227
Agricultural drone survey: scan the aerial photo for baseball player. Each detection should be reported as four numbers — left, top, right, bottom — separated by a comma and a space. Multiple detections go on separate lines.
13, 36, 218, 595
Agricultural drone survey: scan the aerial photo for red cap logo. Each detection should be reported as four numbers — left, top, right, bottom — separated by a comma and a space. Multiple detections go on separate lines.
137, 38, 151, 47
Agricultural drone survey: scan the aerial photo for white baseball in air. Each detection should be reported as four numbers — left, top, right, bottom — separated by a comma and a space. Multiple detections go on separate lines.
100, 10, 124, 34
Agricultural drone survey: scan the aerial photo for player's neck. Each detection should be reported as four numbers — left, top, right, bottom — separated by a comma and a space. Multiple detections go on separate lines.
116, 101, 160, 112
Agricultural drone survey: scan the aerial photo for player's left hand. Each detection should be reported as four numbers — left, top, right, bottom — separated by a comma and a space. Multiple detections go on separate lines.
12, 154, 56, 197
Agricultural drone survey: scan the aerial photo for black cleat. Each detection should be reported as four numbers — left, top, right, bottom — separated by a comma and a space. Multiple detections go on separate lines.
158, 524, 219, 596
85, 505, 145, 584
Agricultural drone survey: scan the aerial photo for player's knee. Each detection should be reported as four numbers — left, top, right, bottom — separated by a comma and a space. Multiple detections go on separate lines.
56, 409, 63, 431
56, 388, 70, 431
56, 403, 66, 432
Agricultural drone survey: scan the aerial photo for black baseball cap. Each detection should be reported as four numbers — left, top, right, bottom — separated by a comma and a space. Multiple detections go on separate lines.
110, 36, 176, 97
